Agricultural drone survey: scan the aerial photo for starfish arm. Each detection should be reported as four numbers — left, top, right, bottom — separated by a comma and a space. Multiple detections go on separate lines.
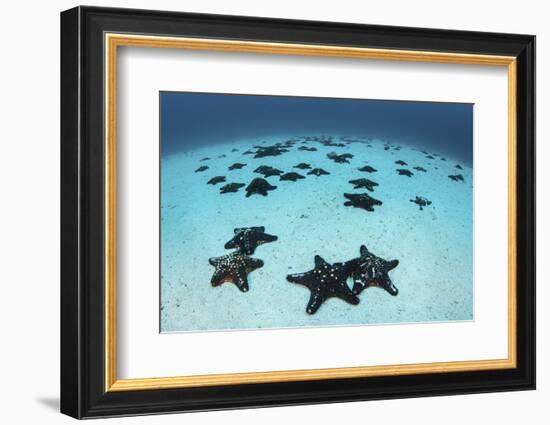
382, 277, 399, 296
208, 256, 221, 266
286, 271, 314, 288
314, 255, 329, 268
210, 269, 227, 286
259, 233, 278, 244
247, 258, 264, 270
232, 271, 249, 292
385, 259, 399, 270
337, 286, 361, 305
224, 238, 237, 250
306, 289, 326, 314
286, 272, 306, 283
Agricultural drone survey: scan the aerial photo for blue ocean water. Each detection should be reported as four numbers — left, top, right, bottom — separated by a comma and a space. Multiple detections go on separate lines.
161, 92, 473, 165
160, 92, 473, 333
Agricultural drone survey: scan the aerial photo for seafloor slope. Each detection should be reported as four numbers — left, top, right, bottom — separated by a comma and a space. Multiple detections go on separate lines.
160, 135, 473, 332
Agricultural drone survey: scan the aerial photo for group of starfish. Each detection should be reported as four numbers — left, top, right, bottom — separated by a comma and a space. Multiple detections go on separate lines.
208, 226, 399, 314
286, 245, 399, 314
208, 226, 277, 293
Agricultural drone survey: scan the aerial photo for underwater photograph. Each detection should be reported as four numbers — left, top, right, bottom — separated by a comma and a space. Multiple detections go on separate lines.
160, 91, 473, 333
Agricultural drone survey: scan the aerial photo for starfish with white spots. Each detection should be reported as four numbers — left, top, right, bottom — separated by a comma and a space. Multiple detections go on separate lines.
286, 255, 359, 314
347, 245, 399, 296
208, 251, 264, 293
224, 226, 278, 255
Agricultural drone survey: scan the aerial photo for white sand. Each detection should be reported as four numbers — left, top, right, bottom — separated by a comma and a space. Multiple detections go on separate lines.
160, 135, 473, 332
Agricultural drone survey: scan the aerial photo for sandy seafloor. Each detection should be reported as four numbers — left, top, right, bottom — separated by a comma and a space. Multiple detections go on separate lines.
160, 135, 473, 332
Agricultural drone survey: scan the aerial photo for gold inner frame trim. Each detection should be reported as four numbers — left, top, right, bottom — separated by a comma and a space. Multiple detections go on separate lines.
104, 33, 518, 392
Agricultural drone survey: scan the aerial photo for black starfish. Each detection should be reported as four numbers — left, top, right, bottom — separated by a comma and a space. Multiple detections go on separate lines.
287, 255, 360, 314
348, 178, 379, 192
254, 165, 272, 174
228, 163, 246, 170
218, 154, 226, 159
262, 167, 284, 177
425, 155, 435, 159
347, 245, 399, 296
195, 165, 209, 172
343, 193, 382, 212
209, 251, 264, 292
327, 152, 352, 164
224, 226, 278, 255
358, 165, 377, 173
413, 166, 427, 172
219, 182, 245, 194
294, 163, 312, 170
245, 178, 277, 197
200, 157, 210, 161
321, 141, 346, 147
307, 168, 330, 177
448, 174, 465, 182
207, 176, 226, 185
254, 146, 289, 158
455, 164, 463, 170
396, 169, 413, 177
395, 160, 408, 166
231, 148, 239, 152
298, 146, 318, 151
410, 196, 432, 210
280, 172, 305, 182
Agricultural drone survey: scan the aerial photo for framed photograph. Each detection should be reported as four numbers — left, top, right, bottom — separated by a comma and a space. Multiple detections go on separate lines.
60, 6, 535, 419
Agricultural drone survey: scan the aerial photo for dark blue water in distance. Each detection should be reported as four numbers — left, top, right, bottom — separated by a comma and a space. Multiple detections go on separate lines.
160, 91, 473, 164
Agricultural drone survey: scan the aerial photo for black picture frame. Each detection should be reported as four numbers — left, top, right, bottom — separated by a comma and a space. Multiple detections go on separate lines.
61, 5, 535, 419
